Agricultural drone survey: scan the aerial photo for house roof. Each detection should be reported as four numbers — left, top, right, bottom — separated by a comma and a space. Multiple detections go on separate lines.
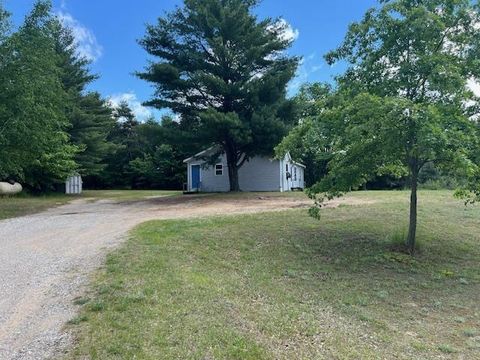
292, 161, 306, 168
183, 146, 219, 163
285, 152, 306, 168
184, 148, 306, 168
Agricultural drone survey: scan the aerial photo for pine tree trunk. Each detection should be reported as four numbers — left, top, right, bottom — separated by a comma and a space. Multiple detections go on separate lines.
406, 164, 418, 254
225, 148, 240, 192
228, 162, 240, 192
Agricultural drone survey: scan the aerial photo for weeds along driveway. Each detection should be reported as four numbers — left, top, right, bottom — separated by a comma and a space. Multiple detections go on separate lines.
0, 193, 311, 360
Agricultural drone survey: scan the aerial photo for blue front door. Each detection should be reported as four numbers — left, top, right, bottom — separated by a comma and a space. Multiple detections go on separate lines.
191, 165, 200, 190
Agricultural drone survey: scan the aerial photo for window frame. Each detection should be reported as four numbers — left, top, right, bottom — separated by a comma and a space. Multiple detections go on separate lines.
215, 163, 224, 176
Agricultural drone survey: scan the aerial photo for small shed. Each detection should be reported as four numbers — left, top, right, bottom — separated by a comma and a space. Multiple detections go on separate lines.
183, 148, 305, 193
66, 175, 83, 195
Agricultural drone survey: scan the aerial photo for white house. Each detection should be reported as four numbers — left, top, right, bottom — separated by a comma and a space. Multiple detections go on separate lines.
184, 148, 305, 192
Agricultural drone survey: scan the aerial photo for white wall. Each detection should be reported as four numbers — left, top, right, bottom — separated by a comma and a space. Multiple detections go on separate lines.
199, 153, 230, 192
279, 154, 306, 191
186, 154, 281, 192
239, 157, 281, 191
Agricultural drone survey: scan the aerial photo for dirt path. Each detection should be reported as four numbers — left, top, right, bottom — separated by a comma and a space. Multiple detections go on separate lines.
0, 194, 312, 360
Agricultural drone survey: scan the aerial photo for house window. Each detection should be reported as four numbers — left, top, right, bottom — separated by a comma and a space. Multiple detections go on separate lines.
294, 167, 297, 181
215, 164, 223, 176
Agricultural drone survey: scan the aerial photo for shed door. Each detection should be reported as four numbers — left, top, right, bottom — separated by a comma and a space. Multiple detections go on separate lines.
191, 165, 201, 190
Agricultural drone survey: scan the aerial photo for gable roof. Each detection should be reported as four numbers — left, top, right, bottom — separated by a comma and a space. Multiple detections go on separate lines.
284, 152, 306, 168
184, 148, 306, 168
183, 146, 220, 163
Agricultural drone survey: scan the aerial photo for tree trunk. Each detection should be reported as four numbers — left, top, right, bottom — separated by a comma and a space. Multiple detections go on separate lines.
406, 164, 418, 254
227, 161, 240, 192
225, 148, 240, 192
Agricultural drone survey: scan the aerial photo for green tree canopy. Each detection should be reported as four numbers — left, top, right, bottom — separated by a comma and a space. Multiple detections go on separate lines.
0, 0, 77, 190
138, 0, 298, 191
298, 0, 480, 253
97, 101, 197, 190
276, 83, 336, 186
51, 17, 117, 180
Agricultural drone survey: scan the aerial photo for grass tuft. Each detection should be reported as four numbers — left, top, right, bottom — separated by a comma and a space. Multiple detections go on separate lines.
67, 315, 88, 325
88, 302, 105, 312
438, 344, 456, 354
73, 297, 90, 306
463, 328, 477, 337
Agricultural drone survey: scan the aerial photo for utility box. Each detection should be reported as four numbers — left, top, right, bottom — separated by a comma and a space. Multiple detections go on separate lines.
66, 175, 82, 195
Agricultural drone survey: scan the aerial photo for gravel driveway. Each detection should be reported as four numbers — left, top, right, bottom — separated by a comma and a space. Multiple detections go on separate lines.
0, 194, 311, 360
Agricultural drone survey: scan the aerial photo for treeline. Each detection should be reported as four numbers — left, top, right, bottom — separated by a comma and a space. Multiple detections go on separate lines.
0, 1, 194, 192
94, 104, 199, 190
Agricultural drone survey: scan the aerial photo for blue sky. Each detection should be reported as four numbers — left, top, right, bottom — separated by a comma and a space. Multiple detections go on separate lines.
4, 0, 377, 120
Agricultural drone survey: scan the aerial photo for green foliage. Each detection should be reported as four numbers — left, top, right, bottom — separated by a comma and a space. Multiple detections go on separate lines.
97, 106, 198, 190
310, 93, 478, 193
418, 162, 463, 189
0, 1, 123, 192
50, 17, 118, 181
0, 4, 10, 41
0, 1, 120, 192
99, 102, 143, 188
138, 0, 298, 191
0, 0, 77, 191
295, 0, 480, 251
276, 83, 336, 186
69, 93, 118, 179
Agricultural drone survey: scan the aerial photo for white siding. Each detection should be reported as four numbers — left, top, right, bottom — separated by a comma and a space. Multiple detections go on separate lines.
186, 154, 281, 192
290, 164, 305, 189
199, 154, 230, 192
239, 157, 281, 191
185, 151, 304, 192
279, 153, 305, 191
66, 175, 82, 194
299, 167, 305, 189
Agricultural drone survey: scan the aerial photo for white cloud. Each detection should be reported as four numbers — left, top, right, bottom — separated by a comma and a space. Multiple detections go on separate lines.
268, 18, 299, 42
467, 78, 480, 97
172, 114, 181, 123
280, 19, 300, 42
108, 92, 153, 122
57, 11, 103, 62
288, 53, 323, 95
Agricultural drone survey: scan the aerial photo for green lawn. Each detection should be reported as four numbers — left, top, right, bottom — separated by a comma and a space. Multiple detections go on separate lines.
68, 191, 480, 359
0, 193, 72, 220
0, 190, 181, 221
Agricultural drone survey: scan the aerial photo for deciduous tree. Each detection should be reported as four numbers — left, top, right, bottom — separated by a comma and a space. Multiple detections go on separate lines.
0, 1, 77, 190
307, 0, 480, 253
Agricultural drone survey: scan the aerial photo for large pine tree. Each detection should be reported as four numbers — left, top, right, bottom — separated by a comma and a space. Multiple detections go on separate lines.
50, 17, 117, 180
100, 102, 143, 188
138, 0, 298, 191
